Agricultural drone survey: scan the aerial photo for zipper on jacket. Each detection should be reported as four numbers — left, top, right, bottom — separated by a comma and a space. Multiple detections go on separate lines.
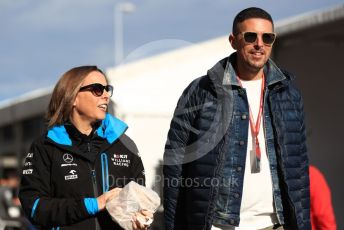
268, 95, 298, 227
91, 170, 97, 192
88, 163, 100, 230
87, 142, 91, 152
262, 89, 282, 224
88, 164, 98, 197
263, 102, 282, 224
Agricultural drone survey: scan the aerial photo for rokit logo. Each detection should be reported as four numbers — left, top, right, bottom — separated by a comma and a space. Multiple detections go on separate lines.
65, 170, 78, 180
111, 154, 130, 167
61, 153, 77, 167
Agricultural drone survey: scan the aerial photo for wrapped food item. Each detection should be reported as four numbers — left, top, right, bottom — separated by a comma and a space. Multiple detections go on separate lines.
106, 181, 160, 230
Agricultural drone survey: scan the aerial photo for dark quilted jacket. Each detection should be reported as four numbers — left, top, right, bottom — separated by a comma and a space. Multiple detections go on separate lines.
163, 53, 310, 230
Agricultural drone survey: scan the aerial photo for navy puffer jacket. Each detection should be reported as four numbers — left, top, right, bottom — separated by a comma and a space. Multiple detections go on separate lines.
163, 53, 310, 230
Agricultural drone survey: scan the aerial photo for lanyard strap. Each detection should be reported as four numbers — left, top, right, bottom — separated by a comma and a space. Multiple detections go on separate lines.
237, 74, 265, 162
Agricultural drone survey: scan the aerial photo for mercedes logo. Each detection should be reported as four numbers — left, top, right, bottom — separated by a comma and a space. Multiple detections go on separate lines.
63, 153, 73, 163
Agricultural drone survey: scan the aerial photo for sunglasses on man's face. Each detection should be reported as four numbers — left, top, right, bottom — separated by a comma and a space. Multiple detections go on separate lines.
240, 32, 276, 45
79, 83, 114, 97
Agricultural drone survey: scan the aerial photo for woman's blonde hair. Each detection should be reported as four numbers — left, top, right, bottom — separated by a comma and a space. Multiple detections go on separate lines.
46, 65, 105, 128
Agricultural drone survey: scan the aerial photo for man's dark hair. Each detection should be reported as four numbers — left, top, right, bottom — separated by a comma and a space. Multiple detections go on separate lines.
232, 7, 274, 35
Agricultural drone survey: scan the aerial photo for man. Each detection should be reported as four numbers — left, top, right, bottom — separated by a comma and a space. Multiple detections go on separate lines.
163, 7, 310, 230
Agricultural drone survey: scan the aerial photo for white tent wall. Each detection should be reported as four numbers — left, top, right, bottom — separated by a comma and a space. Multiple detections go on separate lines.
107, 36, 234, 187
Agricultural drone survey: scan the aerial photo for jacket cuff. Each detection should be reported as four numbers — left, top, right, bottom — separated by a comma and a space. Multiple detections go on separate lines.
83, 198, 99, 215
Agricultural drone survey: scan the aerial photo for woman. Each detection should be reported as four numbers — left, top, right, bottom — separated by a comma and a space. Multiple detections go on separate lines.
19, 66, 152, 229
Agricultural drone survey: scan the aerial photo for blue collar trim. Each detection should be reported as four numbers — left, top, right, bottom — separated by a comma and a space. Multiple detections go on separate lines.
47, 125, 72, 146
96, 114, 128, 144
47, 114, 128, 146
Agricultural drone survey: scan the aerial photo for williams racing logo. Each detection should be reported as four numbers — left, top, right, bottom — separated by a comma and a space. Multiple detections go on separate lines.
111, 154, 130, 167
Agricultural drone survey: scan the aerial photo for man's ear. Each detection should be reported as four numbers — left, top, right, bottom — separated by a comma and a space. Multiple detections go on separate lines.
229, 34, 237, 50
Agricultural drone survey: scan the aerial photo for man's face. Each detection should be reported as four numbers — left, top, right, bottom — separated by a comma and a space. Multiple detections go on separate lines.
230, 18, 274, 73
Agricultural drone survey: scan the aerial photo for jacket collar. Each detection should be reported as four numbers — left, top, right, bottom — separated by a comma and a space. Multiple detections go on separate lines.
47, 113, 128, 146
64, 121, 96, 142
96, 113, 128, 144
208, 52, 288, 90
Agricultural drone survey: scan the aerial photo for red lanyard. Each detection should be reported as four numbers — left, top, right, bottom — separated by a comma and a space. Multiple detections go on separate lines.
237, 74, 265, 162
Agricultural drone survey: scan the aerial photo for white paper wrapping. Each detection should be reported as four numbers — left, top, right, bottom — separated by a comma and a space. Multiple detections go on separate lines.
106, 181, 160, 230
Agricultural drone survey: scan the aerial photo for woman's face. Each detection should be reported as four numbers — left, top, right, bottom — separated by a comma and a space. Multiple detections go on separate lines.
72, 71, 110, 124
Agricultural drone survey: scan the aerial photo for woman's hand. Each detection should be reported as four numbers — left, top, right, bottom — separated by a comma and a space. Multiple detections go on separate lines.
132, 209, 154, 230
96, 187, 122, 211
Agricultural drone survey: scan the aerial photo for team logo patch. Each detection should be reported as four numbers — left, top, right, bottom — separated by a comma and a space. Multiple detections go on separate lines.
23, 169, 33, 174
24, 162, 32, 167
65, 170, 78, 180
23, 153, 34, 174
63, 153, 73, 163
61, 153, 77, 167
111, 154, 131, 167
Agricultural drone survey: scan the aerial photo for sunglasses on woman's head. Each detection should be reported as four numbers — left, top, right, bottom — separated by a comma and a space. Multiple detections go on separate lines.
79, 83, 114, 97
240, 32, 276, 45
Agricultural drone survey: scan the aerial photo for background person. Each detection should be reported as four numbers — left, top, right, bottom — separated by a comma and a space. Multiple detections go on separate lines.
310, 165, 336, 230
0, 169, 29, 230
19, 66, 152, 230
